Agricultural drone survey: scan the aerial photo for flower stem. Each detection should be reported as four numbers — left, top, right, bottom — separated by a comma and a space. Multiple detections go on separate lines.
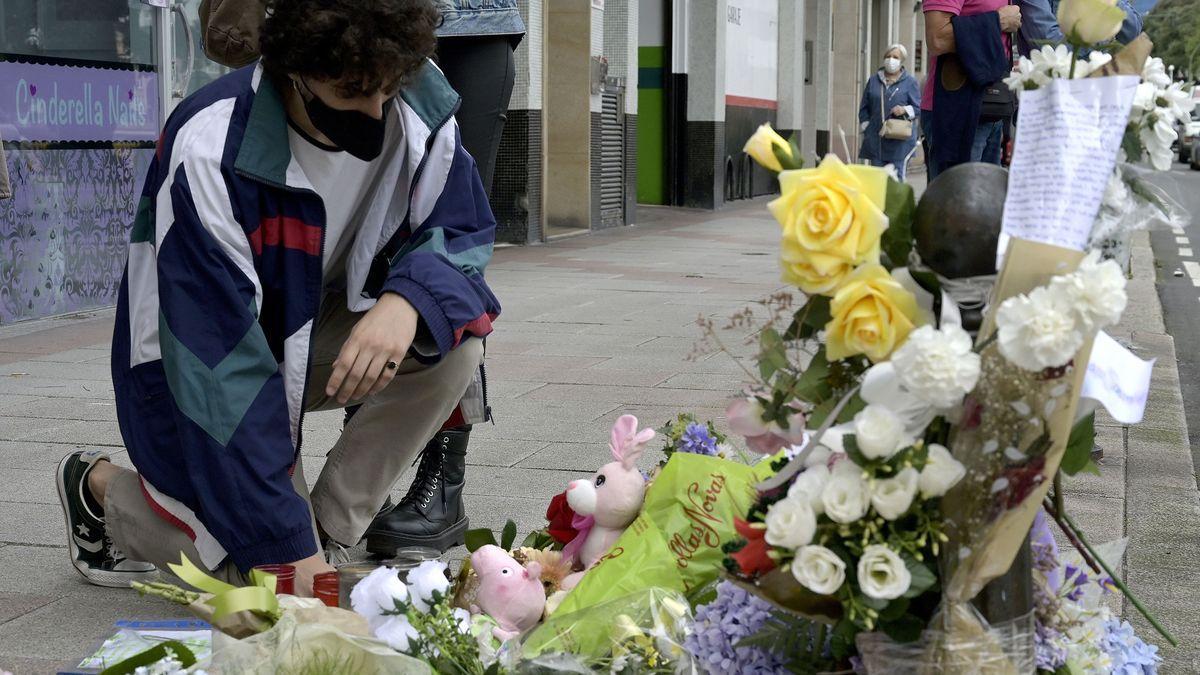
1069, 46, 1078, 79
1051, 501, 1178, 647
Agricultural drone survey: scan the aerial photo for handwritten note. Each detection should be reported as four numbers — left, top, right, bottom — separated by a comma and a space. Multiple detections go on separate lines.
999, 76, 1139, 261
1081, 331, 1155, 424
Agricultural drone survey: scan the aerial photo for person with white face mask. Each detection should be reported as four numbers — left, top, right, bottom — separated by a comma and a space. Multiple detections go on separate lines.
857, 44, 921, 180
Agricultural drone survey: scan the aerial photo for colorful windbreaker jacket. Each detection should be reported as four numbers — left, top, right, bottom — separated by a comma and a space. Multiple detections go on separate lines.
111, 62, 499, 571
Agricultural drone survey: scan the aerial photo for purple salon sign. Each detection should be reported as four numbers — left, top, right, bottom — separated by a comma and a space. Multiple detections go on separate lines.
0, 61, 159, 143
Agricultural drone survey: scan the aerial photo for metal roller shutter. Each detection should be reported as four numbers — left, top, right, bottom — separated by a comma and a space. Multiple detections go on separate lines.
600, 86, 625, 227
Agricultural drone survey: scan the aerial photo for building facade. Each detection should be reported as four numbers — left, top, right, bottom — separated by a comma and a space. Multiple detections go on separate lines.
0, 0, 927, 324
636, 0, 927, 210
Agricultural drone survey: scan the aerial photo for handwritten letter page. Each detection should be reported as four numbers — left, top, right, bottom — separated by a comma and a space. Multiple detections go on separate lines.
1000, 76, 1139, 257
1080, 331, 1155, 425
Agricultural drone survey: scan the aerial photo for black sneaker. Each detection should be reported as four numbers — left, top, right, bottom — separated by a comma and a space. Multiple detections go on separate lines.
56, 450, 157, 587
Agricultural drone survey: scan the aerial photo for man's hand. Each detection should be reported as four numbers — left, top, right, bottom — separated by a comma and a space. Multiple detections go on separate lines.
326, 293, 418, 405
289, 553, 336, 597
890, 105, 907, 117
998, 5, 1022, 33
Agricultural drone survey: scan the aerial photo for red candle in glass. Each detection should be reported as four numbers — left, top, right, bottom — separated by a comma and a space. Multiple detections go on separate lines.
313, 571, 340, 607
252, 564, 296, 595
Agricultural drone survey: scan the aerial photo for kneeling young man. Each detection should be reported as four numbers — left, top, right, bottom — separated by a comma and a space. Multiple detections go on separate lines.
56, 0, 498, 595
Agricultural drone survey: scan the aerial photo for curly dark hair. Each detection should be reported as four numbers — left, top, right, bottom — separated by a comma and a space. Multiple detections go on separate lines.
259, 0, 440, 97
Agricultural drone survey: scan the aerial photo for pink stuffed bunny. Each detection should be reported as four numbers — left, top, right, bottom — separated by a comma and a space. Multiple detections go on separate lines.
559, 415, 653, 588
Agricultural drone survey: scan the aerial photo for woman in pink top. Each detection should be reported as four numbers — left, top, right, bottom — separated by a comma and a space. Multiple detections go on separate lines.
922, 0, 1022, 179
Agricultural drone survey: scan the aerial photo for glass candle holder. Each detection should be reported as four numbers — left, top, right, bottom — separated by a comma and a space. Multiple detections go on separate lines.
386, 546, 442, 582
337, 562, 381, 610
313, 571, 340, 608
252, 564, 296, 595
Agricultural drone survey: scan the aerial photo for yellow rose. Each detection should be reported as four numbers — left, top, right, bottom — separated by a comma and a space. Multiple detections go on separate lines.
1058, 0, 1125, 44
743, 123, 793, 173
769, 155, 889, 296
780, 236, 855, 295
825, 264, 923, 362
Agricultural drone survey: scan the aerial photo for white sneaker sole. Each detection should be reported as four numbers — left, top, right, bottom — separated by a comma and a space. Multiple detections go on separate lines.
55, 453, 157, 588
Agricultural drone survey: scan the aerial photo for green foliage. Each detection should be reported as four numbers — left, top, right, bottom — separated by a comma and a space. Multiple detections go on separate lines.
1144, 0, 1200, 78
466, 519, 524, 553
759, 327, 791, 380
881, 178, 916, 269
99, 641, 195, 675
830, 619, 860, 660
771, 132, 806, 172
783, 296, 832, 341
1060, 413, 1097, 476
501, 520, 518, 551
737, 612, 837, 674
901, 556, 938, 599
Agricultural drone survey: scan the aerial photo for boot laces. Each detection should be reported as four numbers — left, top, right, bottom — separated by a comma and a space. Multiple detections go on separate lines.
402, 440, 446, 510
104, 534, 126, 563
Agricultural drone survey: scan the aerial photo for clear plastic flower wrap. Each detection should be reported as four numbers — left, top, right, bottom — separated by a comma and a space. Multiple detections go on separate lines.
855, 609, 1036, 675
1090, 161, 1190, 269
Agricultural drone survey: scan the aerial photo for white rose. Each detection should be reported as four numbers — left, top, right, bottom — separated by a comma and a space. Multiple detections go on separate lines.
919, 443, 966, 498
764, 496, 817, 549
407, 560, 450, 613
787, 465, 830, 515
890, 325, 982, 409
804, 445, 833, 469
1057, 0, 1125, 44
375, 615, 419, 652
853, 404, 908, 460
996, 286, 1084, 372
857, 545, 912, 600
1057, 251, 1127, 332
821, 462, 871, 524
791, 545, 847, 595
350, 566, 407, 628
871, 468, 920, 520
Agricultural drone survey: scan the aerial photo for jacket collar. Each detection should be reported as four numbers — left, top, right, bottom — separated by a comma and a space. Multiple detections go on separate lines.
234, 61, 461, 189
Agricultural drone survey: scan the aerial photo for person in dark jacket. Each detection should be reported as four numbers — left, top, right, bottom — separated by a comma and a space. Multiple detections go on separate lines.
55, 0, 497, 596
858, 44, 922, 181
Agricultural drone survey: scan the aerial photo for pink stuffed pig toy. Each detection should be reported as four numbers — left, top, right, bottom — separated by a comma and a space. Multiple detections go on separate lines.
469, 544, 546, 641
560, 415, 652, 588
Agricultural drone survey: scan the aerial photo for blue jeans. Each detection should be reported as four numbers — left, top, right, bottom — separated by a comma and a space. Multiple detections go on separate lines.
923, 114, 1005, 181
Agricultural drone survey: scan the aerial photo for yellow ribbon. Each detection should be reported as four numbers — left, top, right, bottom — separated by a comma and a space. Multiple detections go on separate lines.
168, 554, 282, 622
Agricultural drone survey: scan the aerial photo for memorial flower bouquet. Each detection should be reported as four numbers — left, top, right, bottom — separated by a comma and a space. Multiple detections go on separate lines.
1004, 23, 1194, 264
697, 117, 1176, 671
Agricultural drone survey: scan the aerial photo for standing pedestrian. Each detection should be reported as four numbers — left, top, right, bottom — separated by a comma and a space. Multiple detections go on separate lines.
858, 44, 921, 181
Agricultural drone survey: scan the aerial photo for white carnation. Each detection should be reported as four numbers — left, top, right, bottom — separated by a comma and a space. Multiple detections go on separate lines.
1050, 251, 1127, 332
857, 544, 912, 600
822, 461, 871, 524
375, 615, 419, 652
350, 566, 407, 629
407, 560, 450, 613
870, 468, 919, 521
890, 325, 981, 409
996, 286, 1084, 372
919, 443, 966, 498
853, 404, 908, 460
764, 495, 817, 549
1031, 44, 1072, 79
791, 545, 847, 595
787, 464, 830, 515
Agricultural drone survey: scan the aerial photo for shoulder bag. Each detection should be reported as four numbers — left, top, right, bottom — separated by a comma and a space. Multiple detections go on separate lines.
880, 78, 914, 141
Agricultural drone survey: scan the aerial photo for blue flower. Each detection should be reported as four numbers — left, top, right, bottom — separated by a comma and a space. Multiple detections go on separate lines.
678, 422, 720, 456
684, 582, 788, 674
1101, 618, 1160, 674
1035, 622, 1068, 671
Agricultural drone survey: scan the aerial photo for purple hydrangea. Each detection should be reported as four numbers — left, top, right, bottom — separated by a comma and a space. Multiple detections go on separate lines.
1102, 618, 1160, 674
684, 581, 787, 674
1035, 622, 1068, 671
678, 422, 720, 456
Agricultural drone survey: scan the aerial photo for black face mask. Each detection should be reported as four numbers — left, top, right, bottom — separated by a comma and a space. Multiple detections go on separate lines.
296, 79, 390, 161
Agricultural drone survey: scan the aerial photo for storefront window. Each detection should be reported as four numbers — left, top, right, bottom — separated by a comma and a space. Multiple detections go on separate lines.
1, 0, 155, 65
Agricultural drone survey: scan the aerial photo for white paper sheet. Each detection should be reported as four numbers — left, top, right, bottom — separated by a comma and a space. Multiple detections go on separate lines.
1080, 331, 1155, 425
999, 76, 1139, 263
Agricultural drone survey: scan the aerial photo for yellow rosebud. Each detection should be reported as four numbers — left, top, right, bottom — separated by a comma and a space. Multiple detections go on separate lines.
743, 123, 793, 173
769, 155, 890, 296
825, 263, 924, 362
1057, 0, 1125, 44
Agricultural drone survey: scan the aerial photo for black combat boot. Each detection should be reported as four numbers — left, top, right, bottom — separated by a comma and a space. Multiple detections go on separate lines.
365, 426, 470, 556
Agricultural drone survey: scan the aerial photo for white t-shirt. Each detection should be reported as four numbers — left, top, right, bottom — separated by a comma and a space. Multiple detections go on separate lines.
286, 123, 376, 277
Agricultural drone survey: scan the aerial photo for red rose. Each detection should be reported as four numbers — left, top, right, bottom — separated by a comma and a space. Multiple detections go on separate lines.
730, 518, 776, 577
545, 491, 580, 545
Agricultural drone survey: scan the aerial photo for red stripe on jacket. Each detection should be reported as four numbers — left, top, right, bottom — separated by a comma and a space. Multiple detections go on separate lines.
249, 215, 323, 256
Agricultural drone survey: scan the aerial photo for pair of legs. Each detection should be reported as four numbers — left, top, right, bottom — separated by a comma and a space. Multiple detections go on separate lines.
921, 113, 1005, 181
69, 297, 483, 585
354, 34, 516, 548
